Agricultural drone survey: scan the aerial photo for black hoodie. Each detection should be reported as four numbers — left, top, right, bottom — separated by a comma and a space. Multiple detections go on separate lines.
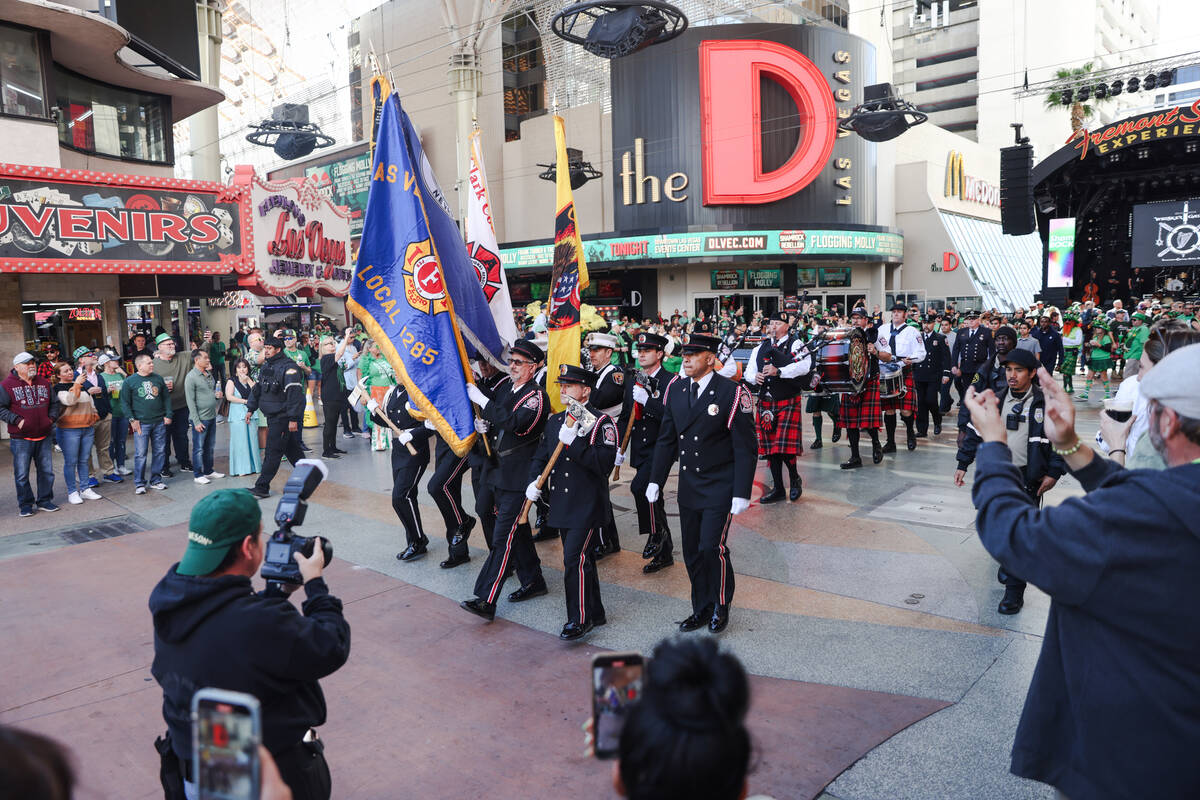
149, 566, 351, 760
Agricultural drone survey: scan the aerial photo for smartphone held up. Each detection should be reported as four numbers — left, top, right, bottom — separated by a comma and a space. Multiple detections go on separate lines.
192, 688, 262, 800
592, 652, 644, 759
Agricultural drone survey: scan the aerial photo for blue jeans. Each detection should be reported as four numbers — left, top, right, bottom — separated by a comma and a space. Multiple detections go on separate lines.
134, 421, 167, 487
10, 437, 54, 512
110, 415, 129, 468
58, 427, 95, 495
191, 419, 216, 478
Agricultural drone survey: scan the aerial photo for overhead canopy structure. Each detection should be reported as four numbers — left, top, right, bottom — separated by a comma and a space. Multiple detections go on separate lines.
940, 212, 1042, 312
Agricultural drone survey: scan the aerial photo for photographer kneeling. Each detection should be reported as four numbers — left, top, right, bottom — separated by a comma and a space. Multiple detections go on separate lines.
150, 488, 351, 800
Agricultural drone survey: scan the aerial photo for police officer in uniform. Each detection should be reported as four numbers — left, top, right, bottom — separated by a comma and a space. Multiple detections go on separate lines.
527, 364, 619, 640
617, 331, 677, 573
247, 335, 305, 499
951, 311, 994, 408
743, 312, 813, 502
647, 333, 757, 634
913, 315, 951, 437
367, 384, 434, 561
460, 339, 550, 621
586, 331, 624, 559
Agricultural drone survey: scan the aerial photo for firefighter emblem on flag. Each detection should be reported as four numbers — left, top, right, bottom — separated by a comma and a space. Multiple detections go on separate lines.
401, 239, 450, 315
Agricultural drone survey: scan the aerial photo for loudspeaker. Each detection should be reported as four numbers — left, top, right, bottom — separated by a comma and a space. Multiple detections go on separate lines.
1000, 144, 1036, 236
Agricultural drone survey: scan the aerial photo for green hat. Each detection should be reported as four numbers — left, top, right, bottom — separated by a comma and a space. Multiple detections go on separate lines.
1133, 312, 1151, 323
177, 489, 263, 576
72, 346, 92, 360
155, 333, 173, 345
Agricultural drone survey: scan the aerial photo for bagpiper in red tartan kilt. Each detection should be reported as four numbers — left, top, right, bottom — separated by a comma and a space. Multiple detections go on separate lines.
757, 396, 805, 456
880, 367, 917, 415
837, 375, 882, 430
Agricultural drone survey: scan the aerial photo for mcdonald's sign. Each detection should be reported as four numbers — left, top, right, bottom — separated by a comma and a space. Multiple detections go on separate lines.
944, 151, 1001, 207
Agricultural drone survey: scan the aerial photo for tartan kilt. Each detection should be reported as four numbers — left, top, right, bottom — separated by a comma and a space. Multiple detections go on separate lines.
805, 393, 841, 415
757, 396, 805, 456
880, 369, 917, 415
837, 377, 882, 430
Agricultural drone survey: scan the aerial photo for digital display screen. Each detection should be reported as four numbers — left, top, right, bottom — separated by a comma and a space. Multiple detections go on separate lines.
593, 660, 643, 757
266, 541, 292, 563
109, 0, 202, 80
1047, 217, 1076, 288
196, 700, 258, 800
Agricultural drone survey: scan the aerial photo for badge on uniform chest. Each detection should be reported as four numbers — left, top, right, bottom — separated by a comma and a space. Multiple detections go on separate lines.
707, 403, 719, 416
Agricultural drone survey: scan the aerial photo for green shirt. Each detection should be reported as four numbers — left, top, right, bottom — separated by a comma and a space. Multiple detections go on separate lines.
101, 372, 126, 417
284, 347, 310, 368
1123, 325, 1149, 360
120, 373, 170, 424
184, 367, 219, 422
204, 340, 227, 362
153, 354, 191, 410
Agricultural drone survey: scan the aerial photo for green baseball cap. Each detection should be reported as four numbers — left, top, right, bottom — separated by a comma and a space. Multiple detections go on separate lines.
72, 346, 92, 360
155, 333, 174, 345
177, 489, 263, 576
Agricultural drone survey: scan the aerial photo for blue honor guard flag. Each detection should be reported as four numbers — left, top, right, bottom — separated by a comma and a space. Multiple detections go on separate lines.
348, 91, 477, 456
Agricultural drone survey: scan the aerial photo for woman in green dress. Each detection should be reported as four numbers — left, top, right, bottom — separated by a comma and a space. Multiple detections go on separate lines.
360, 340, 396, 451
1080, 316, 1114, 402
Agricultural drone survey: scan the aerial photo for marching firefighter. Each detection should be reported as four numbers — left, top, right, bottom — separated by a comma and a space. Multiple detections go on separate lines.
585, 331, 625, 559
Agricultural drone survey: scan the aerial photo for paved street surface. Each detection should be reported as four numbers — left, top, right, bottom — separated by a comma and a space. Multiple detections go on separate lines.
0, 403, 1105, 799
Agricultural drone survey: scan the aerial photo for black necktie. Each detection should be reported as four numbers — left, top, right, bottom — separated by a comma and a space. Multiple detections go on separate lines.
689, 381, 699, 406
889, 326, 899, 355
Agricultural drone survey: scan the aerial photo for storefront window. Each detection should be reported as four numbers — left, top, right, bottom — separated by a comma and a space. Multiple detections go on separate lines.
0, 24, 47, 118
54, 67, 169, 163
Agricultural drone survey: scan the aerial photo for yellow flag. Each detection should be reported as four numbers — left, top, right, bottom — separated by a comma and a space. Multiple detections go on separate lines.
546, 115, 590, 412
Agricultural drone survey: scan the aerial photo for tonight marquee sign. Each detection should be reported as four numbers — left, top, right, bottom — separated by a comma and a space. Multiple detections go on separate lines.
500, 229, 903, 269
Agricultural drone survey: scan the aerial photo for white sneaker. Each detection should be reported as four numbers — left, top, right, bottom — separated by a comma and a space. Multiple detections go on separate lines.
135, 486, 147, 495
68, 491, 83, 504
150, 481, 167, 490
206, 471, 225, 479
359, 431, 370, 438
118, 466, 133, 476
81, 488, 103, 501
194, 476, 211, 485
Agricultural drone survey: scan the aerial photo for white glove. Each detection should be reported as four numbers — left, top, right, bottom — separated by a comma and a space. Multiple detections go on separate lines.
423, 419, 437, 431
466, 383, 489, 408
731, 497, 750, 515
366, 398, 380, 413
632, 385, 649, 406
398, 429, 414, 445
557, 420, 578, 446
525, 481, 542, 502
614, 452, 625, 466
474, 417, 490, 434
645, 483, 660, 503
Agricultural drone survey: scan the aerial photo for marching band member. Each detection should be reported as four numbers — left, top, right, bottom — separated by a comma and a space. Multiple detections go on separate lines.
875, 303, 927, 453
617, 332, 677, 573
527, 364, 619, 640
647, 333, 757, 634
366, 384, 434, 562
743, 312, 812, 502
585, 332, 625, 559
837, 308, 884, 469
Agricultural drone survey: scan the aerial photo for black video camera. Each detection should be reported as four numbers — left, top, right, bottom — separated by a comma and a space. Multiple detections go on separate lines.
1006, 400, 1027, 432
260, 459, 334, 587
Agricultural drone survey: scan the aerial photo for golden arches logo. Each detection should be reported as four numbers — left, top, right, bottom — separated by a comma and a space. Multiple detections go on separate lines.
945, 151, 965, 199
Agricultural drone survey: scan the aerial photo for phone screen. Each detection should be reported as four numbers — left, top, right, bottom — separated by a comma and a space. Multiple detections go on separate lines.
195, 696, 260, 800
592, 653, 644, 759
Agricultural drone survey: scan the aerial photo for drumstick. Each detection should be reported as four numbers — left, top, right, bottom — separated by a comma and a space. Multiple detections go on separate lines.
612, 411, 637, 481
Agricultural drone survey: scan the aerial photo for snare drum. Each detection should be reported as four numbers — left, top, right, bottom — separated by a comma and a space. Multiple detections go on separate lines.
879, 371, 907, 399
810, 327, 868, 395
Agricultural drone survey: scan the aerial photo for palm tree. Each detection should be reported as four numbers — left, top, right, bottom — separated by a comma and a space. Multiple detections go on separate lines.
1044, 62, 1116, 134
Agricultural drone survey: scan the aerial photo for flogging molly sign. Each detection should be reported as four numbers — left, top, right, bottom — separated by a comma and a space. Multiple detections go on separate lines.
0, 163, 243, 274
230, 165, 352, 297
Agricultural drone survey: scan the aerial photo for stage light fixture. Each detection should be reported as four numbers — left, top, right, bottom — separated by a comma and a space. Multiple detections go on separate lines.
551, 1, 687, 59
1077, 86, 1090, 102
1110, 79, 1123, 96
1159, 69, 1175, 88
1127, 76, 1140, 92
1143, 73, 1158, 91
1094, 82, 1108, 99
246, 104, 335, 161
839, 83, 929, 142
1061, 88, 1074, 105
537, 147, 603, 190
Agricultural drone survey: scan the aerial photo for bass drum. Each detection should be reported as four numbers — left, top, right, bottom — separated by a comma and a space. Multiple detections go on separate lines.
810, 326, 868, 395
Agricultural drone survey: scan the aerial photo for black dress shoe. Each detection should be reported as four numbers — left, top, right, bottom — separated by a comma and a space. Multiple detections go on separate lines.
709, 605, 730, 633
872, 441, 884, 464
321, 452, 341, 459
789, 484, 802, 501
809, 439, 823, 450
997, 587, 1025, 615
933, 422, 942, 435
249, 487, 271, 499
641, 535, 660, 559
881, 440, 897, 454
397, 542, 428, 561
460, 598, 495, 621
678, 612, 708, 633
508, 580, 549, 602
760, 486, 785, 504
831, 427, 842, 443
439, 551, 470, 569
559, 621, 594, 640
643, 551, 674, 573
840, 456, 863, 470
907, 433, 917, 451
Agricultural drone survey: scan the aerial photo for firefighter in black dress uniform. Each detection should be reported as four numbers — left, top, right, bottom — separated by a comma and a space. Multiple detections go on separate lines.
366, 383, 434, 561
585, 331, 625, 559
647, 333, 757, 634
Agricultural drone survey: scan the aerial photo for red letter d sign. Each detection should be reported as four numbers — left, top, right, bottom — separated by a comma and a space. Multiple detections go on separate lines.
699, 40, 837, 206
